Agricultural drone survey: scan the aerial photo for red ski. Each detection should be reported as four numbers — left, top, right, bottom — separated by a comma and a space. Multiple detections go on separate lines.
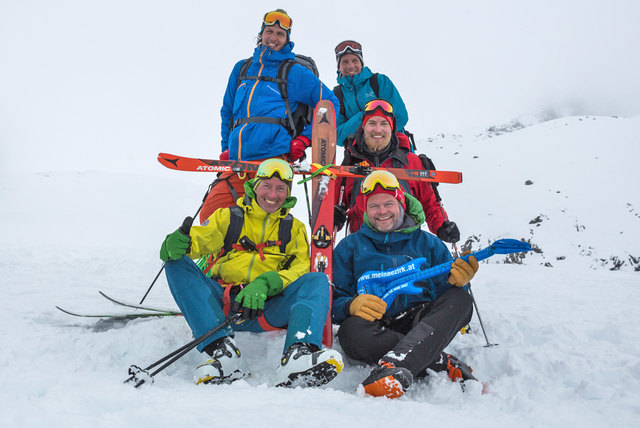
309, 101, 337, 348
157, 153, 462, 184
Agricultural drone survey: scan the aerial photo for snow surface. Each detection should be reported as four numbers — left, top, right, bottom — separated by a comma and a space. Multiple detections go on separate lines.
1, 1, 640, 427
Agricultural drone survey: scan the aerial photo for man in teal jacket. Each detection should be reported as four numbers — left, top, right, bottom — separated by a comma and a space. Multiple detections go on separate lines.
333, 40, 409, 146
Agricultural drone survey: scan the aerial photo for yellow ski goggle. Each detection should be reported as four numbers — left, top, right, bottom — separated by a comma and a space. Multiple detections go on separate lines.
256, 158, 294, 182
360, 170, 401, 195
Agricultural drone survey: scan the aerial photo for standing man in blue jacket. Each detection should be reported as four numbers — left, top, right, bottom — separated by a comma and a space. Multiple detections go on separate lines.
333, 40, 409, 147
332, 170, 479, 399
199, 9, 339, 223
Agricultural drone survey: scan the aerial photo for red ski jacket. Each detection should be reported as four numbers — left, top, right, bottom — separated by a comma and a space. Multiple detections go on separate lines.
338, 130, 446, 235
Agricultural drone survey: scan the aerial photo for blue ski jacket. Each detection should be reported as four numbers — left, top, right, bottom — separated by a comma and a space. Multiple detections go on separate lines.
334, 66, 409, 146
332, 194, 454, 324
220, 42, 339, 161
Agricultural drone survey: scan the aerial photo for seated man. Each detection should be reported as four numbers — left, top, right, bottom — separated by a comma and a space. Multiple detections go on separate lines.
332, 170, 477, 398
160, 158, 343, 387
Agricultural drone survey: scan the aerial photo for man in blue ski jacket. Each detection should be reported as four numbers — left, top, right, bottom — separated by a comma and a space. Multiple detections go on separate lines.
199, 9, 339, 223
332, 170, 479, 398
332, 40, 409, 147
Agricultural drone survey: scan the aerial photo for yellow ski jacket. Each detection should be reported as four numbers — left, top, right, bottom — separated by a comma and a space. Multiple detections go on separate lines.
188, 185, 310, 289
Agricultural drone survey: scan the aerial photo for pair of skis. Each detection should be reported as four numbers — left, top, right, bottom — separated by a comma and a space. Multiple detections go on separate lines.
56, 291, 181, 320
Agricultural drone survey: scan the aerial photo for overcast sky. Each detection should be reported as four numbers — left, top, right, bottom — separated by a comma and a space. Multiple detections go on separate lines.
1, 0, 639, 173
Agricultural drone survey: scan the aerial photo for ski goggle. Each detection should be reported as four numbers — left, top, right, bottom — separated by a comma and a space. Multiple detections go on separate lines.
335, 40, 362, 57
360, 170, 401, 196
256, 158, 294, 182
363, 99, 394, 117
263, 10, 293, 30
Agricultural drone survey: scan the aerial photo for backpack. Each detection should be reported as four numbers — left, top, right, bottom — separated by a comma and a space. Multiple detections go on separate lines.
198, 204, 296, 276
333, 73, 379, 118
333, 74, 417, 151
231, 54, 319, 139
224, 205, 293, 255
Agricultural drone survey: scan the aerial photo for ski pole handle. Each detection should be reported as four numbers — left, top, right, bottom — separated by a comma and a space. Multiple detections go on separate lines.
179, 216, 193, 236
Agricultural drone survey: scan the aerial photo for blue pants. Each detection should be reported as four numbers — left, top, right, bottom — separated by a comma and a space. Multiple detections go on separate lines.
165, 256, 330, 353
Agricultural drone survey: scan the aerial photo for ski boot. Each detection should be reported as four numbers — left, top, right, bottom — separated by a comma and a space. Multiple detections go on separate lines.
276, 342, 343, 388
194, 336, 250, 385
362, 361, 413, 399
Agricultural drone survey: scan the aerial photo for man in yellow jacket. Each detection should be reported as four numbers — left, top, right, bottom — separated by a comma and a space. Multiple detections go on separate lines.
160, 159, 343, 387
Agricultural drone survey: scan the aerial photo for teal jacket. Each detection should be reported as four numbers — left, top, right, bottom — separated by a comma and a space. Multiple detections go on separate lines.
334, 66, 409, 146
331, 194, 454, 323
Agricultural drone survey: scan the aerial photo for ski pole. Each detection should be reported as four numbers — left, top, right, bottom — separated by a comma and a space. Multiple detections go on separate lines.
450, 241, 498, 348
139, 215, 194, 304
138, 175, 222, 304
125, 312, 242, 388
436, 199, 498, 348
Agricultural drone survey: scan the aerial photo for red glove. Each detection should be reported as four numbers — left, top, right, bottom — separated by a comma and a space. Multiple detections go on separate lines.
289, 136, 312, 162
219, 150, 229, 160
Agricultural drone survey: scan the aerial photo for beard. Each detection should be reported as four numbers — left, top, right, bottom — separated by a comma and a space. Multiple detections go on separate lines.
363, 134, 391, 153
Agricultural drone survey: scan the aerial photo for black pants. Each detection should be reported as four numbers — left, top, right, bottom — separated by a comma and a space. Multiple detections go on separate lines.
337, 287, 473, 376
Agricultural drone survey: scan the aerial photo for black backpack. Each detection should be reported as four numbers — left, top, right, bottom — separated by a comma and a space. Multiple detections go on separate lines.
231, 54, 319, 139
333, 74, 417, 151
223, 205, 293, 255
333, 73, 380, 118
200, 204, 296, 276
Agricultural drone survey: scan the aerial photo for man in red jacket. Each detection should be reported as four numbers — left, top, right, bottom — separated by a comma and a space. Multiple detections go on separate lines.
335, 99, 460, 243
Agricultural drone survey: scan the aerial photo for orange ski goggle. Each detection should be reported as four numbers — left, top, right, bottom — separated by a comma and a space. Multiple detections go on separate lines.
363, 99, 394, 116
263, 10, 293, 30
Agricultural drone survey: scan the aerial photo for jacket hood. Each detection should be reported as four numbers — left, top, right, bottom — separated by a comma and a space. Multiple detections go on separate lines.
363, 192, 425, 235
243, 178, 297, 215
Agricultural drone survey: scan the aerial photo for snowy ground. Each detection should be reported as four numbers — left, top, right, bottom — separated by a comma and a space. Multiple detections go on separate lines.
1, 115, 639, 427
2, 1, 640, 427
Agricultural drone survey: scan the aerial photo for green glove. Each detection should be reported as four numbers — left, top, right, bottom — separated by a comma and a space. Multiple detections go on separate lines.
232, 271, 284, 320
160, 229, 191, 261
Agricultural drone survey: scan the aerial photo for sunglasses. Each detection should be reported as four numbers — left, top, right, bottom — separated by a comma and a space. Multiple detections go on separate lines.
335, 40, 362, 56
363, 99, 394, 116
263, 10, 293, 30
256, 158, 294, 182
360, 170, 401, 195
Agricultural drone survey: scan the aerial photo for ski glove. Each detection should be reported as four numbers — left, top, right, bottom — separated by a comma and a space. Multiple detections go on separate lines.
448, 255, 479, 287
350, 294, 387, 322
232, 271, 284, 320
334, 203, 347, 231
289, 136, 312, 162
219, 150, 229, 160
437, 220, 460, 243
159, 217, 193, 261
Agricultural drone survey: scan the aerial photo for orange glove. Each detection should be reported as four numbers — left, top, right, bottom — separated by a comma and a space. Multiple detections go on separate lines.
349, 294, 387, 322
448, 255, 479, 287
